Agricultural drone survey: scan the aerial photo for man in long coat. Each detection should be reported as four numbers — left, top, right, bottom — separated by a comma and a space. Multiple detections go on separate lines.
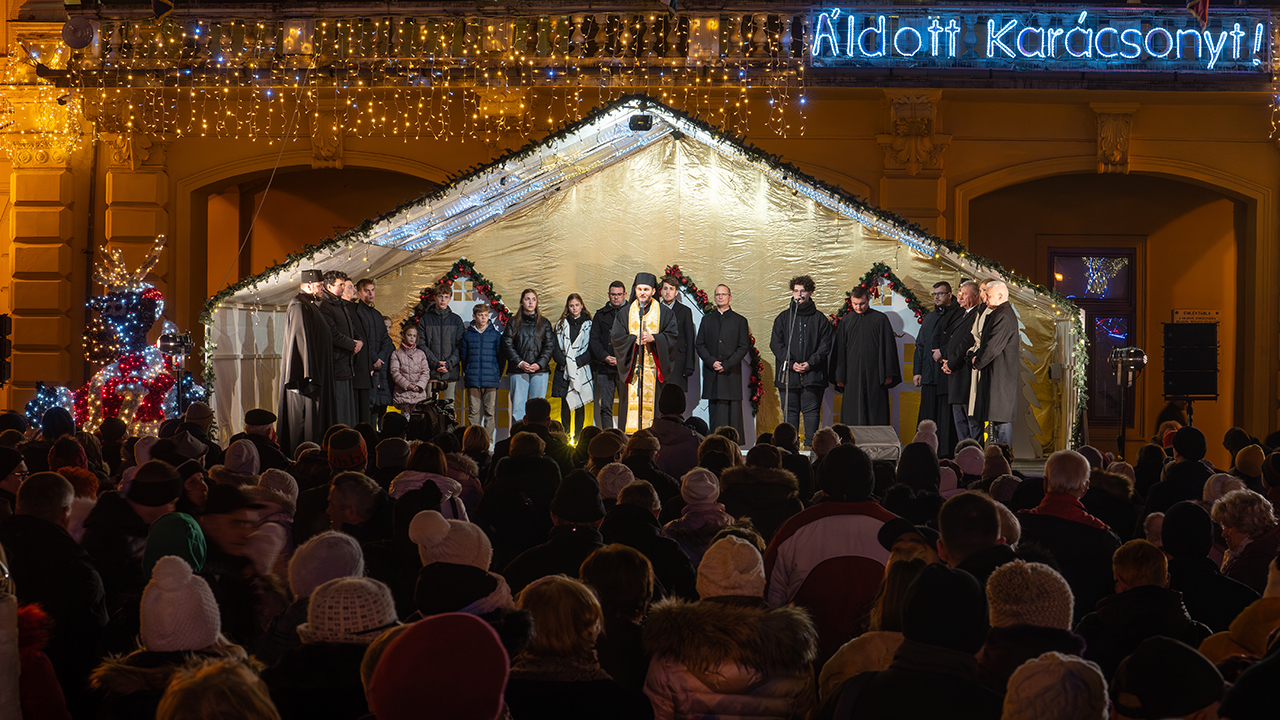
770, 274, 833, 441
318, 270, 363, 427
914, 281, 963, 456
611, 273, 678, 434
278, 269, 334, 456
659, 275, 698, 399
941, 281, 983, 445
354, 278, 393, 428
832, 286, 902, 426
695, 284, 750, 440
970, 280, 1021, 446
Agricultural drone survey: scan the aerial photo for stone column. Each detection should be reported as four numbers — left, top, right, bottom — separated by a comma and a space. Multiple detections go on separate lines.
102, 133, 172, 299
876, 90, 951, 236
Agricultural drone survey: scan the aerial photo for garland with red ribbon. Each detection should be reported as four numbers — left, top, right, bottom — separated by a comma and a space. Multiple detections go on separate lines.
830, 262, 928, 327
403, 257, 513, 332
665, 264, 766, 414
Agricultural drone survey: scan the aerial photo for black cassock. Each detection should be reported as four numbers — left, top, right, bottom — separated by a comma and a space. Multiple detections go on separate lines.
610, 300, 678, 432
832, 308, 902, 425
278, 292, 335, 457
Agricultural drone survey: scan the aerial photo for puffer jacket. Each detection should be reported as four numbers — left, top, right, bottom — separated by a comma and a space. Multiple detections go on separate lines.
416, 305, 464, 382
1199, 596, 1280, 662
503, 313, 554, 374
718, 466, 804, 542
460, 320, 503, 388
662, 504, 737, 568
644, 597, 818, 720
390, 345, 431, 407
445, 452, 484, 515
818, 630, 903, 701
388, 470, 468, 520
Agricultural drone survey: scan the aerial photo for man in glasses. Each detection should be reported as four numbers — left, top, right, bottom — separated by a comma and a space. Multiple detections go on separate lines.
591, 280, 630, 429
0, 446, 28, 520
914, 281, 963, 457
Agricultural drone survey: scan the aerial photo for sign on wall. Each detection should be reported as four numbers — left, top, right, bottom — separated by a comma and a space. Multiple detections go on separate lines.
810, 6, 1271, 73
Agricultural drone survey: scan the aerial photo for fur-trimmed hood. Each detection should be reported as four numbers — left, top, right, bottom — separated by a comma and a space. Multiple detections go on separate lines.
1088, 469, 1134, 501
91, 644, 248, 696
245, 485, 296, 515
445, 452, 480, 479
643, 598, 817, 680
208, 464, 259, 487
720, 466, 799, 493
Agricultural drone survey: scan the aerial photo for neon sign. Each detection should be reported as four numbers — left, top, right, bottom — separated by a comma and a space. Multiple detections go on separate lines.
810, 7, 1271, 73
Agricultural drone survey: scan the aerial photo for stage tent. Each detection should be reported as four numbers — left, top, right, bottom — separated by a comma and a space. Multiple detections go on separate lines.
206, 95, 1084, 456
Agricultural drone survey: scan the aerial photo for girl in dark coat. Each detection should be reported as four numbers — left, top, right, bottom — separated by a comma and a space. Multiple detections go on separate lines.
503, 289, 555, 420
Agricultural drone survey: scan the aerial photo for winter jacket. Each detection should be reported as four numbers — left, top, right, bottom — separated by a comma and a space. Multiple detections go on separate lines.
505, 652, 654, 720
1017, 509, 1122, 625
416, 304, 464, 382
826, 638, 1002, 720
347, 301, 372, 390
477, 454, 562, 570
91, 647, 247, 720
1021, 491, 1110, 531
202, 544, 289, 647
1167, 554, 1259, 633
1199, 596, 1280, 662
389, 469, 468, 520
503, 313, 554, 374
599, 615, 649, 693
663, 504, 737, 568
770, 299, 833, 390
644, 597, 818, 720
318, 287, 358, 380
623, 454, 682, 503
552, 315, 594, 398
502, 524, 605, 595
460, 320, 503, 388
719, 465, 804, 542
445, 452, 484, 515
227, 431, 291, 472
943, 307, 981, 401
647, 416, 704, 480
591, 301, 626, 373
1142, 459, 1213, 520
1222, 523, 1280, 594
763, 500, 897, 663
1081, 471, 1138, 541
1074, 584, 1212, 679
663, 298, 698, 381
390, 345, 431, 407
1218, 643, 1280, 720
818, 631, 903, 701
17, 605, 72, 720
253, 597, 309, 668
262, 641, 370, 720
80, 491, 151, 613
975, 624, 1087, 694
601, 503, 699, 601
354, 300, 393, 404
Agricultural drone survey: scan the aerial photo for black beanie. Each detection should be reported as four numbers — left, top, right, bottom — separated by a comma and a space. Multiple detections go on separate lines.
658, 384, 686, 416
414, 562, 498, 617
0, 411, 28, 434
1173, 426, 1207, 462
0, 446, 25, 478
550, 470, 605, 523
381, 412, 409, 439
902, 564, 989, 654
818, 444, 875, 501
1161, 501, 1213, 559
41, 407, 75, 440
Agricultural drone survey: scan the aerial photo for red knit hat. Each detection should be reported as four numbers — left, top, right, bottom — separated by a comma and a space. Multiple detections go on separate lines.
327, 429, 367, 470
369, 613, 509, 720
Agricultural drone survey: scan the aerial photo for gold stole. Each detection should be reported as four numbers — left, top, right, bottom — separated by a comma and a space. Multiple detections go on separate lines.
624, 301, 663, 434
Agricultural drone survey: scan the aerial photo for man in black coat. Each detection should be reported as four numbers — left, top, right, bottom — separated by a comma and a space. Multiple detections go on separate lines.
278, 269, 335, 456
228, 408, 293, 471
353, 279, 391, 426
0, 472, 108, 716
502, 470, 606, 594
695, 284, 750, 440
969, 280, 1020, 446
600, 480, 698, 600
318, 270, 363, 427
942, 281, 983, 444
832, 286, 901, 426
770, 274, 833, 442
416, 283, 465, 401
343, 279, 373, 426
914, 282, 963, 456
1162, 501, 1260, 633
591, 281, 629, 429
1142, 426, 1214, 522
659, 275, 698, 399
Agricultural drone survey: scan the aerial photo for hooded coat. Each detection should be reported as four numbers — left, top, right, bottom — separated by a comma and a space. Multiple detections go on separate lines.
643, 598, 818, 720
91, 647, 247, 720
647, 416, 704, 480
718, 465, 804, 542
388, 470, 468, 520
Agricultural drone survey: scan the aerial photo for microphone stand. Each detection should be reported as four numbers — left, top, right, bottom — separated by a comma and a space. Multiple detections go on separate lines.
784, 298, 797, 424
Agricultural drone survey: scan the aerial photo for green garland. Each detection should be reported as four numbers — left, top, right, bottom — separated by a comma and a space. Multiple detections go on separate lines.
665, 264, 766, 415
830, 263, 928, 327
402, 258, 512, 332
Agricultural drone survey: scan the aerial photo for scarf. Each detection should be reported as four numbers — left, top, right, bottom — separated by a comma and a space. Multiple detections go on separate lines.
556, 316, 595, 411
510, 652, 612, 682
459, 572, 516, 616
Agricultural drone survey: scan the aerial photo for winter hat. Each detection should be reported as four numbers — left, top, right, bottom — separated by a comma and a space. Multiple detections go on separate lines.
170, 431, 209, 461
626, 429, 660, 454
0, 411, 27, 434
298, 577, 398, 645
41, 407, 75, 439
259, 468, 299, 508
1224, 427, 1253, 459
184, 401, 215, 425
596, 463, 635, 501
380, 412, 408, 439
328, 429, 368, 470
587, 432, 626, 460
294, 441, 321, 460
1263, 452, 1280, 489
99, 416, 127, 443
408, 511, 492, 569
143, 513, 207, 580
956, 446, 985, 477
1002, 652, 1108, 720
876, 517, 941, 553
224, 439, 260, 476
913, 420, 939, 453
658, 383, 686, 416
1236, 444, 1265, 478
0, 430, 24, 449
902, 563, 989, 654
1110, 637, 1223, 719
818, 444, 875, 501
982, 447, 1011, 480
1173, 426, 1207, 461
1077, 446, 1105, 470
1160, 501, 1213, 558
696, 536, 766, 599
376, 438, 411, 469
989, 474, 1021, 504
289, 531, 366, 598
369, 613, 509, 720
1203, 473, 1246, 504
134, 435, 159, 465
126, 460, 183, 507
414, 562, 509, 617
47, 438, 88, 472
550, 470, 606, 523
140, 555, 221, 652
1109, 461, 1136, 483
681, 468, 720, 505
986, 560, 1074, 630
158, 418, 181, 439
0, 446, 25, 479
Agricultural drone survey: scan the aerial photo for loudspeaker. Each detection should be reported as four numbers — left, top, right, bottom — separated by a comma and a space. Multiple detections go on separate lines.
1163, 322, 1218, 400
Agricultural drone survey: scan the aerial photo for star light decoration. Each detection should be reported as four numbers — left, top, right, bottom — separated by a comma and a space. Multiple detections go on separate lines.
67, 235, 205, 436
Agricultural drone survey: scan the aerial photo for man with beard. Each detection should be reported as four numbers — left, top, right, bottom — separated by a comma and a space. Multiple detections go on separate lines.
355, 278, 393, 427
591, 280, 628, 429
695, 284, 751, 440
611, 273, 679, 434
769, 274, 832, 442
659, 275, 698, 398
278, 269, 335, 455
832, 285, 901, 425
914, 281, 963, 456
942, 281, 983, 444
318, 270, 364, 427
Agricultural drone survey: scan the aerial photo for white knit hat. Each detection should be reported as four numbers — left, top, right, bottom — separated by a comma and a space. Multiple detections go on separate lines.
956, 446, 985, 477
696, 536, 765, 599
1002, 652, 1108, 720
986, 560, 1074, 630
141, 555, 221, 652
408, 510, 492, 569
681, 468, 720, 505
224, 439, 260, 476
297, 577, 399, 645
259, 468, 299, 506
596, 463, 635, 501
289, 531, 366, 598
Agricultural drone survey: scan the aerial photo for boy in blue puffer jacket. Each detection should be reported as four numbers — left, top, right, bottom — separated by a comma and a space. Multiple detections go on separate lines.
460, 303, 503, 434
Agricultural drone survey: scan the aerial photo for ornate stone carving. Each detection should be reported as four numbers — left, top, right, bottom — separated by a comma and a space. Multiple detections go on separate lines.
8, 139, 72, 169
1090, 103, 1140, 174
876, 91, 951, 177
103, 133, 170, 171
309, 109, 345, 170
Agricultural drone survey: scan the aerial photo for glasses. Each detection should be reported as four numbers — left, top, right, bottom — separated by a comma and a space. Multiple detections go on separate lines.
714, 292, 730, 297
8, 470, 28, 479
931, 291, 950, 297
